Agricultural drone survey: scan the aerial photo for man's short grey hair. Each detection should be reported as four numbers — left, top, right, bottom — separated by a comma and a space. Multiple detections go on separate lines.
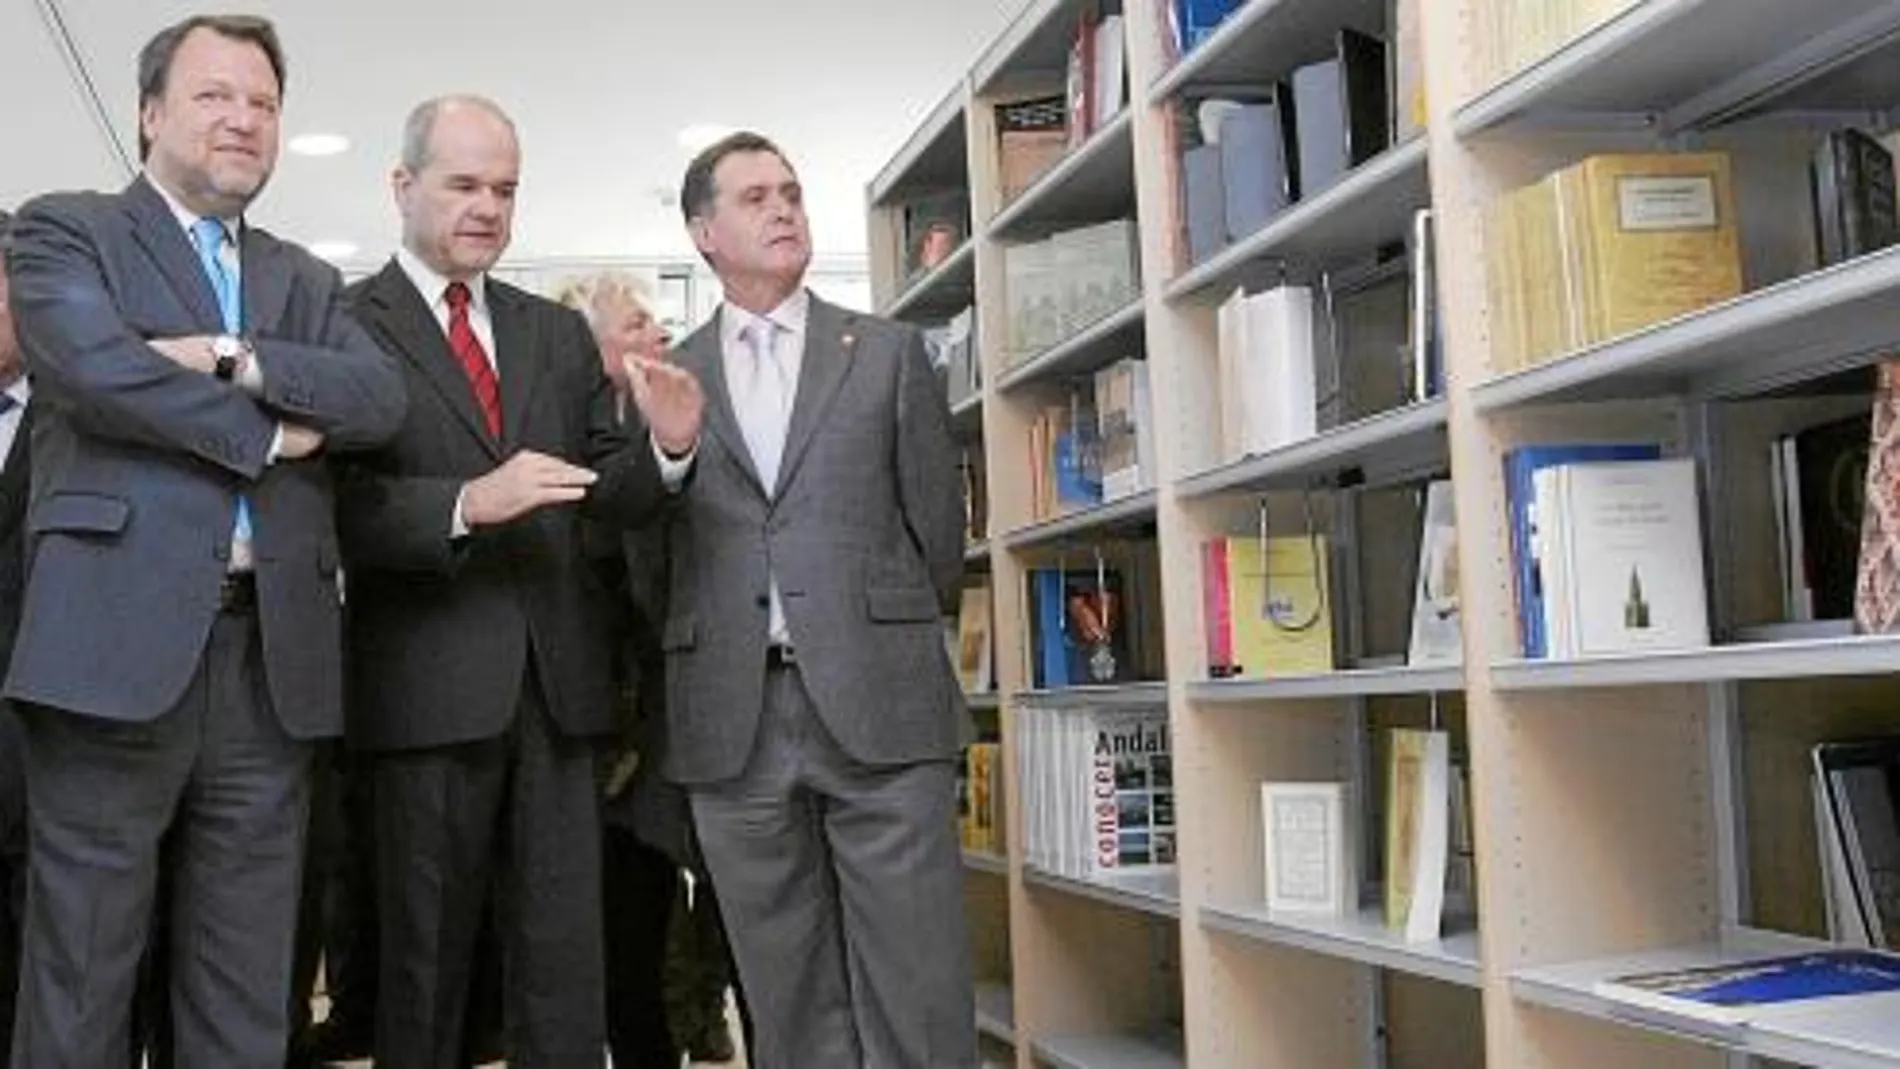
0, 208, 13, 257
400, 94, 517, 172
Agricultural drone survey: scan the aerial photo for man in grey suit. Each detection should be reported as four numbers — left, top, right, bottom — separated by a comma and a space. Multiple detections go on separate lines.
1, 15, 406, 1067
663, 131, 978, 1069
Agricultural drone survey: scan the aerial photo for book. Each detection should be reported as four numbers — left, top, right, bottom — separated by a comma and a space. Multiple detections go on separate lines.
1812, 127, 1900, 268
1594, 948, 1900, 1029
1406, 479, 1463, 667
1384, 728, 1450, 942
1532, 458, 1710, 658
1261, 782, 1354, 916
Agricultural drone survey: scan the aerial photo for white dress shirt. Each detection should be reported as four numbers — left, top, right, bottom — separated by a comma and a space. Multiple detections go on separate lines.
719, 288, 809, 647
0, 378, 31, 471
394, 247, 499, 372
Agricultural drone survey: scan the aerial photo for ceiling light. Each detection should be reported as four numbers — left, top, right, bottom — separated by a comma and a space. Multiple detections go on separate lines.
676, 124, 735, 152
288, 133, 350, 157
308, 241, 359, 261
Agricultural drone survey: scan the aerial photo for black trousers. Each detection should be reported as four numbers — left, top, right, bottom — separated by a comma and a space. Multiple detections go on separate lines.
602, 824, 678, 1068
371, 671, 605, 1069
12, 607, 311, 1068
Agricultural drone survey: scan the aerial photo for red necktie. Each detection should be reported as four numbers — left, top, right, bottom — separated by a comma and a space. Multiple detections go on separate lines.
444, 281, 502, 437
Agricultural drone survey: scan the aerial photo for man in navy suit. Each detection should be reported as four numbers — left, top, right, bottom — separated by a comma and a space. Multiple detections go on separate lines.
1, 14, 405, 1066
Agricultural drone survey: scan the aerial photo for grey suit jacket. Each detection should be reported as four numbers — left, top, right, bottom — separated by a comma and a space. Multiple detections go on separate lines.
0, 177, 407, 735
660, 294, 967, 785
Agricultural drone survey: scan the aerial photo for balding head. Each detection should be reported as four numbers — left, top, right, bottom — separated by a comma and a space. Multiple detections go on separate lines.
393, 95, 521, 282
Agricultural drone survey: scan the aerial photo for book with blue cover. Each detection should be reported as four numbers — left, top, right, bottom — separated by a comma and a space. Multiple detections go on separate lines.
1594, 948, 1900, 1027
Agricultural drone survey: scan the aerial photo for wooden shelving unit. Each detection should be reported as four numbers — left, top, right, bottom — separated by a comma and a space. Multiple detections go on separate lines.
863, 0, 1900, 1066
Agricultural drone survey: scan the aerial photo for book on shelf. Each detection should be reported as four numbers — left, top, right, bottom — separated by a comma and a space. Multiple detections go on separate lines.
1065, 9, 1127, 148
1017, 705, 1174, 879
955, 581, 995, 694
1215, 285, 1320, 462
1291, 28, 1390, 201
961, 740, 1004, 854
1027, 394, 1104, 522
1811, 127, 1899, 269
1003, 220, 1141, 366
1202, 531, 1335, 679
1474, 0, 1646, 91
1384, 727, 1450, 942
1391, 0, 1425, 142
1163, 0, 1242, 62
1502, 441, 1662, 659
1406, 207, 1443, 401
923, 306, 978, 408
1027, 566, 1134, 690
1856, 361, 1900, 633
1484, 151, 1744, 374
1770, 412, 1869, 624
1260, 781, 1355, 917
1812, 738, 1900, 949
899, 190, 971, 282
996, 95, 1069, 205
1094, 358, 1156, 501
1529, 457, 1711, 659
1406, 479, 1463, 668
1593, 948, 1900, 1032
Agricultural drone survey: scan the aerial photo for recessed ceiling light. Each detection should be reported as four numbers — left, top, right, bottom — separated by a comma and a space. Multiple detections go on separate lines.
308, 241, 358, 261
288, 133, 350, 157
676, 124, 735, 152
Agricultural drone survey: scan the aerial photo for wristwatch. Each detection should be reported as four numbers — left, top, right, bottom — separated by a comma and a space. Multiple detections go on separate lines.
211, 334, 252, 381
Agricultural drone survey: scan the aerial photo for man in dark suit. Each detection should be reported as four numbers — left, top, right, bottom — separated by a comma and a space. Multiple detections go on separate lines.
0, 14, 407, 1068
335, 94, 704, 1069
662, 131, 977, 1069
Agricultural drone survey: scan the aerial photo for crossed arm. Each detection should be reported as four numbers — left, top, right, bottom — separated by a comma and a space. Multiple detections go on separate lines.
5, 197, 406, 478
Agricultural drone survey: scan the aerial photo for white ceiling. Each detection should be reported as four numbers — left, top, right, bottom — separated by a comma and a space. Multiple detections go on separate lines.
1, 0, 1022, 269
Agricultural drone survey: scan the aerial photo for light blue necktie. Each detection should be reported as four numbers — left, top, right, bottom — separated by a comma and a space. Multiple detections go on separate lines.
191, 218, 253, 552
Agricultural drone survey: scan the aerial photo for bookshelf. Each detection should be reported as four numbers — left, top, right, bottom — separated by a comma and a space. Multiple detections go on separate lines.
866, 0, 1900, 1066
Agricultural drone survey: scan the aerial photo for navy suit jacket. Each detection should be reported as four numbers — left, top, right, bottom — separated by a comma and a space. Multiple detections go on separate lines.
0, 176, 407, 737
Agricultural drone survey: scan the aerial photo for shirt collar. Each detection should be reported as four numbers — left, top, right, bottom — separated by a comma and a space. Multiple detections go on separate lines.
2, 378, 28, 409
395, 246, 490, 318
145, 172, 241, 247
720, 287, 809, 351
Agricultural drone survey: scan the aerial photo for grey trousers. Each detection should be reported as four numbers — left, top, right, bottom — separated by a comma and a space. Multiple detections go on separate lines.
690, 661, 978, 1069
11, 606, 311, 1069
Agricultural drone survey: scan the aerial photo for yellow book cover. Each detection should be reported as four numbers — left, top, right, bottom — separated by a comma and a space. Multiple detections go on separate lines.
1224, 534, 1334, 677
1555, 150, 1744, 346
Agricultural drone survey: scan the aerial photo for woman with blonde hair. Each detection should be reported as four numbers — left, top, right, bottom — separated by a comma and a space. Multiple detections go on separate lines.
558, 270, 748, 1065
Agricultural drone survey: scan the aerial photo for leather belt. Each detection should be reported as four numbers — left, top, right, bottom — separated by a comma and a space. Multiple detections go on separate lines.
766, 644, 797, 670
218, 572, 257, 613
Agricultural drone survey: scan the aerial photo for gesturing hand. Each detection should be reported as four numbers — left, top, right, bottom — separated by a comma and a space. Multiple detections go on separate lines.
461, 450, 599, 528
626, 355, 704, 457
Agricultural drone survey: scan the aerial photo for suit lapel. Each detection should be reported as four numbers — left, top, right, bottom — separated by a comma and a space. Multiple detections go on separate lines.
121, 177, 223, 332
363, 260, 499, 458
774, 296, 857, 498
238, 226, 293, 337
487, 283, 541, 453
683, 315, 767, 498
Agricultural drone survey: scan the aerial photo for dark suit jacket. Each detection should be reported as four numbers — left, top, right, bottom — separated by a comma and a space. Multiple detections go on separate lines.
660, 294, 967, 785
336, 260, 671, 751
0, 177, 407, 735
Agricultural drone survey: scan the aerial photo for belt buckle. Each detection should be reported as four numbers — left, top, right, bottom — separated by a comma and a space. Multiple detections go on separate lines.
768, 644, 796, 668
